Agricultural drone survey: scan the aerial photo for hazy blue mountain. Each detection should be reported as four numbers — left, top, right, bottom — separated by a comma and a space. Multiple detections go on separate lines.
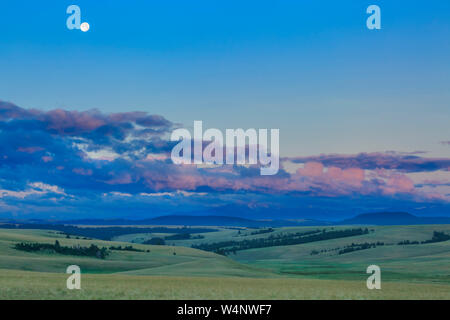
339, 212, 450, 225
56, 215, 328, 227
5, 212, 450, 227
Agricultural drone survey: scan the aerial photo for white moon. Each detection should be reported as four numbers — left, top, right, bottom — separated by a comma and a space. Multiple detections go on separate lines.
80, 22, 90, 32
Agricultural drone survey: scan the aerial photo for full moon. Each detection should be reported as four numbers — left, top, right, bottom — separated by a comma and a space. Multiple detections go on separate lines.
80, 22, 90, 32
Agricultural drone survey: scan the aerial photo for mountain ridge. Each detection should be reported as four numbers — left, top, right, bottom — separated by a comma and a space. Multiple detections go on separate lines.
339, 211, 450, 225
6, 211, 449, 227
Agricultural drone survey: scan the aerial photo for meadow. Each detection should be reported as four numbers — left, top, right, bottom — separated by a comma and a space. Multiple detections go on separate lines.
0, 224, 449, 299
2, 269, 449, 300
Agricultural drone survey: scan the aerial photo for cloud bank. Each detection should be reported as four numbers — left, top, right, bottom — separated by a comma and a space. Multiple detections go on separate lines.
0, 100, 449, 219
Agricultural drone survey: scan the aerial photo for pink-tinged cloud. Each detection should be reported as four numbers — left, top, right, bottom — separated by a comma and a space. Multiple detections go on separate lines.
295, 162, 365, 190
327, 167, 365, 187
0, 101, 38, 119
17, 146, 44, 153
72, 168, 93, 176
41, 156, 53, 163
286, 152, 450, 172
109, 112, 171, 128
424, 192, 447, 201
1, 100, 449, 205
297, 162, 324, 177
382, 174, 415, 195
0, 100, 173, 137
43, 109, 106, 134
105, 173, 133, 185
144, 153, 169, 161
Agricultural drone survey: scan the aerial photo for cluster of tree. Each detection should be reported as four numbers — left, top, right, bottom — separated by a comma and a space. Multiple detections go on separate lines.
310, 246, 346, 255
192, 228, 369, 255
398, 231, 450, 246
248, 228, 274, 236
398, 240, 420, 245
109, 245, 148, 252
338, 242, 385, 255
65, 234, 91, 240
14, 240, 109, 259
422, 231, 450, 244
0, 223, 216, 241
143, 237, 166, 245
164, 233, 205, 240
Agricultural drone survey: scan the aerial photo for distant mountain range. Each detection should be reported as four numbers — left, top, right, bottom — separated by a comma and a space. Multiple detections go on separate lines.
339, 212, 450, 226
55, 215, 329, 227
9, 211, 447, 227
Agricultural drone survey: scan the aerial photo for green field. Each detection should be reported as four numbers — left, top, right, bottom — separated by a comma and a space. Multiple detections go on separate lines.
0, 225, 449, 299
2, 269, 450, 300
231, 225, 450, 283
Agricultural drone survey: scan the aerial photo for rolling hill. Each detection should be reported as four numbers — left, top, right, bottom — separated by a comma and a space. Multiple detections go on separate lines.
0, 223, 449, 299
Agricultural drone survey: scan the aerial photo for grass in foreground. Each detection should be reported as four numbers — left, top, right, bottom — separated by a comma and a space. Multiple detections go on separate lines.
1, 269, 449, 300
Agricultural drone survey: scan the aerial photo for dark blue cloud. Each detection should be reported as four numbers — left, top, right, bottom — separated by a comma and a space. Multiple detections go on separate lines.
1, 100, 449, 219
286, 153, 450, 172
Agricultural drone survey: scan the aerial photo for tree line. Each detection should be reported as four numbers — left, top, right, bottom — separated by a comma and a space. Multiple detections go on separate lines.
14, 240, 109, 259
311, 231, 450, 256
338, 242, 385, 255
109, 245, 149, 252
164, 233, 205, 240
399, 231, 450, 245
246, 228, 275, 236
192, 228, 369, 255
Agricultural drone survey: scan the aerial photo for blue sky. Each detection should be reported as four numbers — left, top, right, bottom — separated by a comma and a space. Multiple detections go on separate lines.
1, 1, 449, 156
0, 1, 449, 219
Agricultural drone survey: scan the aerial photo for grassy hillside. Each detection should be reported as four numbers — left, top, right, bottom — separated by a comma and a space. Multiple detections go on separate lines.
231, 225, 450, 283
1, 269, 449, 300
0, 229, 273, 277
0, 225, 449, 299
